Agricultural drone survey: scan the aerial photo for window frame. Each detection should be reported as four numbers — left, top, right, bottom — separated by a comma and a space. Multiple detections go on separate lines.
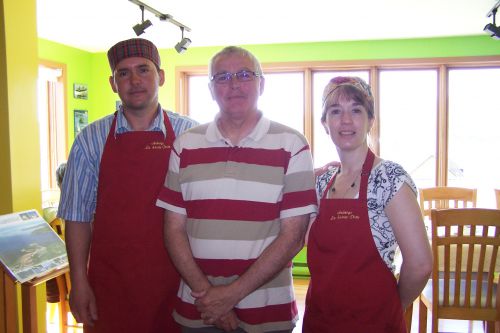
38, 60, 68, 200
176, 56, 500, 187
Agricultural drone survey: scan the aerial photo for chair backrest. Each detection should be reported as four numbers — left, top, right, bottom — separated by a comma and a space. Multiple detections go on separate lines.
495, 189, 500, 209
419, 187, 477, 219
430, 208, 500, 321
49, 217, 65, 241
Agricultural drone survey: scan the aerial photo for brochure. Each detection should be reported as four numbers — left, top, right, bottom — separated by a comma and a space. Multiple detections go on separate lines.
0, 209, 68, 283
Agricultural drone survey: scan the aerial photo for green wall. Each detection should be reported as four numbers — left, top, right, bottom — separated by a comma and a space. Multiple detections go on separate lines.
2, 0, 45, 330
2, 0, 40, 215
38, 35, 500, 148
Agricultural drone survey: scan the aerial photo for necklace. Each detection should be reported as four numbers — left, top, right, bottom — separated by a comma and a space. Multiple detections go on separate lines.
330, 168, 361, 198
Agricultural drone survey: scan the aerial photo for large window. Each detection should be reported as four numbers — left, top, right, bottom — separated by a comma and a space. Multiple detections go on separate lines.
178, 57, 500, 208
378, 70, 437, 188
448, 68, 500, 208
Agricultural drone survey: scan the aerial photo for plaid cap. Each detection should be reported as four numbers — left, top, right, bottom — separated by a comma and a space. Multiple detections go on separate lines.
322, 76, 373, 106
107, 38, 161, 72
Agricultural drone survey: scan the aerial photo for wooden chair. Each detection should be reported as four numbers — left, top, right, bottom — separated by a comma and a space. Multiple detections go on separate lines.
419, 187, 477, 220
495, 189, 500, 209
48, 217, 75, 332
419, 208, 500, 333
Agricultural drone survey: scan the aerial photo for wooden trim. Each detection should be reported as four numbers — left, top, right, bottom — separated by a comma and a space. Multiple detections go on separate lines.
437, 65, 449, 186
303, 69, 313, 147
260, 55, 500, 70
177, 55, 500, 76
39, 59, 68, 157
369, 67, 380, 155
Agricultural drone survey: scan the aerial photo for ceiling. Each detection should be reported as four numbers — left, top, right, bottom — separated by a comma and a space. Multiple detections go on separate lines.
37, 0, 498, 53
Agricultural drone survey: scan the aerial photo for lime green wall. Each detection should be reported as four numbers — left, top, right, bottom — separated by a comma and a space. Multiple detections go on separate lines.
0, 0, 11, 214
1, 0, 45, 330
1, 0, 41, 215
38, 35, 500, 146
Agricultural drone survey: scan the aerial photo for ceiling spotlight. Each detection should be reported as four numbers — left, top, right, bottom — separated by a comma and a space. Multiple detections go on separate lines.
133, 5, 152, 36
484, 23, 500, 39
133, 19, 152, 36
175, 27, 191, 54
484, 1, 500, 39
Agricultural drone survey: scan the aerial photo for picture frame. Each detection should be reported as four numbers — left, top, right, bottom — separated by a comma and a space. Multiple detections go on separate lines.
74, 109, 88, 137
73, 83, 88, 99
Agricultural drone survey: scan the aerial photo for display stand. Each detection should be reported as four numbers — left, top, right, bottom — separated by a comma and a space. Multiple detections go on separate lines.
21, 266, 68, 333
1, 264, 68, 333
1, 269, 19, 333
0, 210, 69, 333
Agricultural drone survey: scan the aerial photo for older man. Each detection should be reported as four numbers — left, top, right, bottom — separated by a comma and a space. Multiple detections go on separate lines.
157, 46, 317, 333
58, 38, 197, 332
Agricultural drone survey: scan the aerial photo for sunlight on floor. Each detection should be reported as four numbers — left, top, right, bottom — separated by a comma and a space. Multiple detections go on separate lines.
46, 303, 82, 333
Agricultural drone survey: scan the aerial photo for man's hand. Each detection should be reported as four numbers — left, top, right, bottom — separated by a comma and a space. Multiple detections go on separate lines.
192, 285, 239, 324
314, 161, 340, 177
68, 279, 98, 326
65, 221, 96, 325
214, 310, 239, 332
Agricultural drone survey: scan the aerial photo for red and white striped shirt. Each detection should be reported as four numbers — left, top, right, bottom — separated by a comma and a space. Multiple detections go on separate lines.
157, 115, 317, 333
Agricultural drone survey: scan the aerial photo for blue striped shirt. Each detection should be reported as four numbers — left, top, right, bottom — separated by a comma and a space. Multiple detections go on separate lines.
57, 106, 198, 222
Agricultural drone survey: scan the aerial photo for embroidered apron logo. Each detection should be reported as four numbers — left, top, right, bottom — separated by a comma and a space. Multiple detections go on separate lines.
144, 141, 170, 150
330, 210, 360, 222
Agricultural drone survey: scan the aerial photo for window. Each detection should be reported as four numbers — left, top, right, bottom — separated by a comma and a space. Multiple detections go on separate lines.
38, 63, 67, 207
179, 56, 500, 208
378, 69, 438, 188
448, 68, 500, 208
187, 75, 218, 124
187, 72, 304, 133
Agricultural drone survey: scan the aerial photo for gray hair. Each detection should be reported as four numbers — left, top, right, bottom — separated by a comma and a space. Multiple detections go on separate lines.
55, 163, 67, 189
208, 46, 263, 78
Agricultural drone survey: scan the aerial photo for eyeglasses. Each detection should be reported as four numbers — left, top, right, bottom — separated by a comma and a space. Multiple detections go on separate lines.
210, 70, 262, 84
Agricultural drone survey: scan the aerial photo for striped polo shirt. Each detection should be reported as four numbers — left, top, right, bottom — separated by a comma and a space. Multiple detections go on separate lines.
58, 106, 198, 223
156, 115, 317, 333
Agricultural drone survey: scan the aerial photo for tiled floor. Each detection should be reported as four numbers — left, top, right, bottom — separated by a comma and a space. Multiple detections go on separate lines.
47, 278, 487, 333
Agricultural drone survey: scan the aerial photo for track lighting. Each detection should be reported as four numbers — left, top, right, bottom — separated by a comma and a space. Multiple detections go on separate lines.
175, 27, 191, 54
129, 0, 192, 51
133, 5, 152, 36
484, 0, 500, 39
484, 23, 500, 39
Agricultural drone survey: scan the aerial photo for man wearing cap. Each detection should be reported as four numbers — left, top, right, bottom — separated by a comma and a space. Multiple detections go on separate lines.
58, 38, 198, 333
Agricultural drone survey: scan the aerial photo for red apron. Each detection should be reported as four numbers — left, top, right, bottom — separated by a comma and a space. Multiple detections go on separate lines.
86, 112, 180, 333
303, 149, 406, 333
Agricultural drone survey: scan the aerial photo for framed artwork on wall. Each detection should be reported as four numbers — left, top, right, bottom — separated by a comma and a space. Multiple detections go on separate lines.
73, 83, 88, 99
74, 109, 88, 137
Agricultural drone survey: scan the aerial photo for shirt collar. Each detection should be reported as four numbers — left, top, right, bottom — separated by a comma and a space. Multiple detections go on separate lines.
206, 111, 270, 145
115, 105, 166, 137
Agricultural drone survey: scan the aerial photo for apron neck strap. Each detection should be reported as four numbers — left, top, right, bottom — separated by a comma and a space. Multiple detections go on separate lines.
358, 149, 375, 201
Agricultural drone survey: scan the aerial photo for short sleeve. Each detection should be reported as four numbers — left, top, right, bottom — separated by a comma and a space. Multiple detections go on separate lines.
370, 161, 417, 210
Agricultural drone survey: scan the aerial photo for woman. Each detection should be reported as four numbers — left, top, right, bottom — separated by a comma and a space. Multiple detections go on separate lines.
303, 76, 432, 332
